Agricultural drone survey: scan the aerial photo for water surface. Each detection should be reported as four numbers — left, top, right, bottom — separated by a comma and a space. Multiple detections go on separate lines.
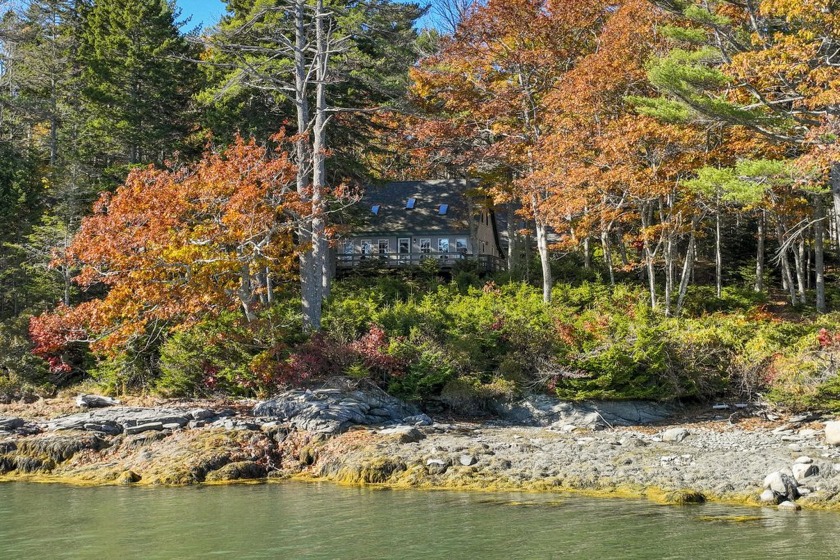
0, 482, 836, 559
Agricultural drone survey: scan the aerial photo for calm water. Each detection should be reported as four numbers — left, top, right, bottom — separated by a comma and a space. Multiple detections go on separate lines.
1, 482, 838, 559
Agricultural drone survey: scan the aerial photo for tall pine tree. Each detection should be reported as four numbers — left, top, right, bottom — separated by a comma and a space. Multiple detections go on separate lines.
77, 0, 196, 172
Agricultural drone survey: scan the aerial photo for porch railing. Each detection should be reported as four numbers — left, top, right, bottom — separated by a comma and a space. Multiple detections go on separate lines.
336, 252, 504, 273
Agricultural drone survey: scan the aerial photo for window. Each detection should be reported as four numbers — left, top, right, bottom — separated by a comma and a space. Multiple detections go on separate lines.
378, 239, 389, 254
342, 241, 354, 254
406, 198, 416, 209
371, 205, 380, 215
438, 204, 448, 215
398, 238, 410, 254
456, 238, 468, 254
438, 238, 449, 253
361, 240, 372, 256
480, 241, 486, 254
419, 238, 431, 254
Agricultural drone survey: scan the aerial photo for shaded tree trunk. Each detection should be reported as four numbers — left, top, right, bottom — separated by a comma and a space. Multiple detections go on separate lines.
534, 211, 552, 303
775, 220, 797, 304
755, 210, 765, 293
715, 199, 722, 298
815, 195, 826, 313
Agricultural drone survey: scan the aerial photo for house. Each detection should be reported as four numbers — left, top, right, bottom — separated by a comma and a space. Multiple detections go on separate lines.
336, 179, 506, 273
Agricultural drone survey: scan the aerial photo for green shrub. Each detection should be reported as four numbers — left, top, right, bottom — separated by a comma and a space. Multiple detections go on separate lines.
439, 375, 518, 415
0, 317, 52, 398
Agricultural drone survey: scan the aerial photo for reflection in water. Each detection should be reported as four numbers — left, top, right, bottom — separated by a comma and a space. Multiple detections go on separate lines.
1, 482, 838, 559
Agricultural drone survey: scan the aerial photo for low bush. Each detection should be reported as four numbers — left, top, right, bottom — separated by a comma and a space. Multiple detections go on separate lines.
0, 317, 52, 398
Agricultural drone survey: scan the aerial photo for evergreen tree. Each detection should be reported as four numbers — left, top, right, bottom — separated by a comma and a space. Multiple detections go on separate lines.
77, 0, 197, 171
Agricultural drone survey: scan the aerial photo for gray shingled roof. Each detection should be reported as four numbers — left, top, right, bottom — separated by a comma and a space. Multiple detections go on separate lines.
352, 179, 473, 235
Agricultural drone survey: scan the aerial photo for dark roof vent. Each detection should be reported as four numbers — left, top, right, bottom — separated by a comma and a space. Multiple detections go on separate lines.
406, 197, 416, 209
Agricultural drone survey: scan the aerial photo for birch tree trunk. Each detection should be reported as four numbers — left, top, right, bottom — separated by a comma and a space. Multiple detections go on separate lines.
641, 204, 657, 309
675, 218, 698, 315
815, 195, 826, 313
754, 210, 765, 293
715, 198, 722, 298
793, 237, 807, 305
534, 207, 552, 303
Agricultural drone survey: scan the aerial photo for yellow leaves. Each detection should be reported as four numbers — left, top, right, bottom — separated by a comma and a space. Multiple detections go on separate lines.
759, 0, 832, 22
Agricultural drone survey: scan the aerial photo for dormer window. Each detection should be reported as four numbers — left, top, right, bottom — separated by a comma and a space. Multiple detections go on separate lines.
406, 197, 416, 209
438, 204, 448, 215
371, 204, 380, 215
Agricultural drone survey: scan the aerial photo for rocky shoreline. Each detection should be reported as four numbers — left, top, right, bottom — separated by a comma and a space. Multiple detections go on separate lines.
3, 387, 840, 512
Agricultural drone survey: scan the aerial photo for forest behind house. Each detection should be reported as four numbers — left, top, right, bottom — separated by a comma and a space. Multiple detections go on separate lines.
3, 0, 840, 414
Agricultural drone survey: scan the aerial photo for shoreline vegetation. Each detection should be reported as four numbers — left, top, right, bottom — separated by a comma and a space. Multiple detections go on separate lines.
3, 390, 840, 514
4, 0, 840, 526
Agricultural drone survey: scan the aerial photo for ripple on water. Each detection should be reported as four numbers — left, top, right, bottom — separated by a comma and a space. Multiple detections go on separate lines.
1, 482, 840, 559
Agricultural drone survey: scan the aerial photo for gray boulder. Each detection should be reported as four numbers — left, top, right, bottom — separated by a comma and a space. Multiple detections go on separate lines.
49, 407, 190, 434
0, 417, 24, 431
253, 387, 419, 434
763, 471, 799, 502
824, 421, 840, 445
426, 458, 448, 475
459, 454, 478, 467
792, 462, 819, 482
124, 422, 164, 435
403, 414, 433, 426
494, 395, 673, 429
662, 428, 690, 443
75, 394, 120, 408
759, 489, 780, 504
378, 426, 425, 443
778, 500, 802, 511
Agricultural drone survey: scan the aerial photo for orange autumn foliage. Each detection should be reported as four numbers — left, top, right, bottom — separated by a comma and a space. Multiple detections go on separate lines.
30, 134, 301, 366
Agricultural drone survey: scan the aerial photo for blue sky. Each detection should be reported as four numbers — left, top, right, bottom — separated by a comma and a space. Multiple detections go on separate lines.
175, 1, 433, 30
175, 0, 226, 29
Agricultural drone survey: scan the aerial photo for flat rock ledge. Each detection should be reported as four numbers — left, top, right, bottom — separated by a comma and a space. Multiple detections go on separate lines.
253, 388, 427, 434
6, 392, 840, 512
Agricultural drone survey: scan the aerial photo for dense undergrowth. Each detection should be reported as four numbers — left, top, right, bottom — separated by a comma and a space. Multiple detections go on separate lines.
4, 268, 840, 414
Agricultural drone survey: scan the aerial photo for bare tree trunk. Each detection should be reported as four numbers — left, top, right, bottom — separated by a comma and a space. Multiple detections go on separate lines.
239, 263, 257, 322
831, 163, 840, 247
641, 205, 657, 309
534, 211, 552, 303
806, 239, 811, 291
794, 237, 807, 305
583, 236, 591, 270
755, 210, 765, 293
506, 203, 518, 273
662, 195, 676, 316
775, 220, 797, 304
293, 0, 318, 330
675, 218, 698, 315
601, 228, 615, 286
715, 202, 722, 298
664, 230, 674, 317
266, 267, 274, 305
815, 195, 826, 313
309, 0, 330, 327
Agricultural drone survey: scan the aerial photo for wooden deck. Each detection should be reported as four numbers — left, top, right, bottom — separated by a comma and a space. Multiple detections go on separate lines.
336, 252, 505, 273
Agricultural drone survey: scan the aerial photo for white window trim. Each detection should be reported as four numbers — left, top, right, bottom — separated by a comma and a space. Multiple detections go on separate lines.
419, 238, 431, 254
456, 238, 468, 254
398, 238, 410, 254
